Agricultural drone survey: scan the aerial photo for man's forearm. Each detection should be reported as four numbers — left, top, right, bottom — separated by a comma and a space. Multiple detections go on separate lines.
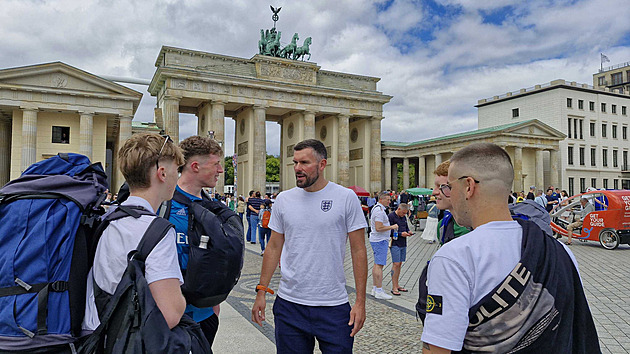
258, 232, 284, 287
348, 229, 368, 301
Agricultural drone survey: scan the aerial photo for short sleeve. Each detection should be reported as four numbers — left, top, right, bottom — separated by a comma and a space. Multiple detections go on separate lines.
420, 255, 472, 351
145, 228, 184, 286
268, 194, 284, 234
345, 193, 368, 233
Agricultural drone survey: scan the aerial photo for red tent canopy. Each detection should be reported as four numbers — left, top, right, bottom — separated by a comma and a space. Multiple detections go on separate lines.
348, 185, 370, 197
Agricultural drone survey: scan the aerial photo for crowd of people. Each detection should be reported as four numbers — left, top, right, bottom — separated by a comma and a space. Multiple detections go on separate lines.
72, 134, 600, 353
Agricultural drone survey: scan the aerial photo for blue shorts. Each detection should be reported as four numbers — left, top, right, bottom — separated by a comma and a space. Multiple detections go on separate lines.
390, 245, 407, 263
370, 240, 389, 266
272, 296, 353, 353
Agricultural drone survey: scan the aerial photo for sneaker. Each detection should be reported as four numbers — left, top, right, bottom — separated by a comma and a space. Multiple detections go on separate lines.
371, 288, 376, 297
374, 291, 393, 300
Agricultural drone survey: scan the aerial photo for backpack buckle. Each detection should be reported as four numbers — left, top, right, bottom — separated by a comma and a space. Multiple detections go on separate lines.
50, 281, 69, 292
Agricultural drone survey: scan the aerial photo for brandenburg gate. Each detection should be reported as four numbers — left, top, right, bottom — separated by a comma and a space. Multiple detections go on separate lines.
148, 46, 391, 194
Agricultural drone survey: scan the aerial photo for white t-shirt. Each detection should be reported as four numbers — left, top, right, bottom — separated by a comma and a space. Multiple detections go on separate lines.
268, 182, 367, 306
369, 202, 390, 242
82, 196, 183, 330
421, 221, 579, 351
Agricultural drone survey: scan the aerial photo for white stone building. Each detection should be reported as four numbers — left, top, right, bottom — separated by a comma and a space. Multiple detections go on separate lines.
476, 79, 630, 195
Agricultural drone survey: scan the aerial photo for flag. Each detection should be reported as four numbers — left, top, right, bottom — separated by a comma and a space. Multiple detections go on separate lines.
601, 53, 610, 63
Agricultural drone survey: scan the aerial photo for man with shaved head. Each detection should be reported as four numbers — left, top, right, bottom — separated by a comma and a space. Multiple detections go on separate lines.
421, 143, 599, 354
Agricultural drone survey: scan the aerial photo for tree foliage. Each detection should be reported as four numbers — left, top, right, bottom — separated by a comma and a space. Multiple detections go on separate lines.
223, 154, 280, 185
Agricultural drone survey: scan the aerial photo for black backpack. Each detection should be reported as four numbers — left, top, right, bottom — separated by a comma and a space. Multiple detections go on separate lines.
159, 189, 244, 308
80, 206, 210, 353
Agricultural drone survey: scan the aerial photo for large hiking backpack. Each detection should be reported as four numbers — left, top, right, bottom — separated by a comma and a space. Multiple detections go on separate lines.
80, 206, 210, 354
509, 199, 552, 236
260, 208, 271, 229
0, 153, 107, 352
159, 189, 244, 308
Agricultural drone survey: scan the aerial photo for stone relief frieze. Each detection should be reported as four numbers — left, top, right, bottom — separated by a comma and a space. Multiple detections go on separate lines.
258, 63, 315, 84
193, 82, 202, 91
350, 148, 363, 161
174, 79, 186, 89
237, 142, 248, 156
52, 74, 68, 88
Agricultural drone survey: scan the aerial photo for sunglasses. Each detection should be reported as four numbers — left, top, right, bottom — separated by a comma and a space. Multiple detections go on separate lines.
155, 134, 173, 170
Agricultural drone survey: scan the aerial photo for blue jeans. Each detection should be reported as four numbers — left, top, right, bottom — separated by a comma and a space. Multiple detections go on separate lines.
273, 296, 353, 353
260, 227, 271, 251
248, 214, 259, 244
246, 214, 252, 242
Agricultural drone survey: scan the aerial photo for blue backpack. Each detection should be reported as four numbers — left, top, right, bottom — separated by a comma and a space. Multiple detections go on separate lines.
0, 153, 108, 352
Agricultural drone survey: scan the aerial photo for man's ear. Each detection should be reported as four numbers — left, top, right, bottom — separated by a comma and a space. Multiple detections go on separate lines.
189, 160, 199, 172
465, 178, 476, 200
319, 158, 327, 171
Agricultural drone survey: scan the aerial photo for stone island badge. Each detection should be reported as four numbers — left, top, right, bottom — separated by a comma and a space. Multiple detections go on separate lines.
426, 295, 443, 315
321, 200, 333, 212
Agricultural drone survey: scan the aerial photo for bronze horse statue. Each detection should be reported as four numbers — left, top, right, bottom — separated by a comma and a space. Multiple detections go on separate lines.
294, 37, 312, 61
280, 33, 299, 59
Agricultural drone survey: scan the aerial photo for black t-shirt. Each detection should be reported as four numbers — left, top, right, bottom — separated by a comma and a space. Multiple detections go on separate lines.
388, 211, 409, 248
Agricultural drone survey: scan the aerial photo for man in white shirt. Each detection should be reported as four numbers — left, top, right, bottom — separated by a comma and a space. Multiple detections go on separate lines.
369, 192, 398, 300
421, 142, 596, 353
83, 133, 186, 331
251, 139, 367, 353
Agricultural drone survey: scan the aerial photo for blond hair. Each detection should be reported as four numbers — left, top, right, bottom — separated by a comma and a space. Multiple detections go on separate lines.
118, 133, 184, 189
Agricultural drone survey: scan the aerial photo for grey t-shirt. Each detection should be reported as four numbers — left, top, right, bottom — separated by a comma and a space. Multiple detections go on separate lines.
268, 182, 367, 306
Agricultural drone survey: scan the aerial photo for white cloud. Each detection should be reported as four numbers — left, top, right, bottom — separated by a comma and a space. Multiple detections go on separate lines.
1, 0, 629, 155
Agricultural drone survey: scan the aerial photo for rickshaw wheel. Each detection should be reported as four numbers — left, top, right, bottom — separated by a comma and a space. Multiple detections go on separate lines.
599, 229, 620, 250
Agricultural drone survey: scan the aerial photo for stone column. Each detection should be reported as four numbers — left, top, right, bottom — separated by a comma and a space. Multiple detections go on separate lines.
434, 153, 442, 169
212, 101, 226, 194
392, 159, 398, 191
253, 105, 267, 193
370, 117, 382, 193
303, 110, 315, 140
418, 155, 426, 188
162, 96, 180, 142
21, 108, 38, 172
279, 120, 284, 191
384, 157, 392, 191
337, 114, 350, 187
403, 157, 410, 190
0, 119, 10, 186
513, 146, 523, 192
79, 111, 94, 160
115, 115, 133, 191
535, 149, 544, 191
549, 149, 560, 188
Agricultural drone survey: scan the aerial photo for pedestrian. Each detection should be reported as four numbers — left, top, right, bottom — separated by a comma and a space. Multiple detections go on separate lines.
236, 196, 246, 222
83, 133, 186, 331
565, 197, 595, 245
421, 142, 599, 353
258, 199, 272, 255
545, 188, 559, 212
369, 192, 397, 300
251, 139, 368, 353
526, 185, 536, 200
245, 190, 254, 242
388, 203, 413, 296
166, 135, 224, 347
247, 191, 264, 244
534, 189, 547, 208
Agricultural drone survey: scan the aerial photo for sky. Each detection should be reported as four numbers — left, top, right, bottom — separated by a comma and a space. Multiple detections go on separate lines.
2, 0, 630, 156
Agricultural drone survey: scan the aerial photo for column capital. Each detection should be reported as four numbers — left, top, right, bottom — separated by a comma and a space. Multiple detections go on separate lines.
211, 100, 226, 106
303, 109, 316, 114
19, 106, 39, 112
337, 113, 350, 118
370, 115, 383, 121
253, 104, 268, 110
118, 115, 133, 122
163, 95, 181, 102
77, 110, 94, 116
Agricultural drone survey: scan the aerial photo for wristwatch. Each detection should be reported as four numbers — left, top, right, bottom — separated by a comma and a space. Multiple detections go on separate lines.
255, 284, 275, 295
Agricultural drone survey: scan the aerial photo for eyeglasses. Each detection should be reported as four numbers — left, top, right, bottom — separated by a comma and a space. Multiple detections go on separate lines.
155, 134, 173, 170
439, 176, 480, 197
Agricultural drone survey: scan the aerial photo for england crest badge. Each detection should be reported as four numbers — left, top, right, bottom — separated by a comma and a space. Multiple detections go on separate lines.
321, 200, 333, 212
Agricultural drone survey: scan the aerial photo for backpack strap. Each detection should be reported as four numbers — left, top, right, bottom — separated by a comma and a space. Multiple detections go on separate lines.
135, 217, 175, 262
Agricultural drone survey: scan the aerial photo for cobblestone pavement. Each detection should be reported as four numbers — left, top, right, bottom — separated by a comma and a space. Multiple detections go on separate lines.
226, 224, 630, 353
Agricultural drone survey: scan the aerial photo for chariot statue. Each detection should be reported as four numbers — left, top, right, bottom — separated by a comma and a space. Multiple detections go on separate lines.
257, 6, 313, 61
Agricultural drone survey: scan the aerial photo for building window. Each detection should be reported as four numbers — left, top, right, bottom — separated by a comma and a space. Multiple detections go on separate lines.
574, 119, 578, 139
580, 178, 586, 193
603, 148, 608, 167
613, 125, 618, 139
623, 106, 627, 115
579, 147, 585, 166
589, 101, 595, 111
601, 103, 606, 112
602, 124, 607, 138
624, 151, 629, 169
512, 108, 519, 118
612, 104, 617, 114
591, 178, 597, 188
624, 126, 628, 140
568, 146, 574, 165
613, 149, 618, 168
614, 179, 619, 189
598, 76, 606, 86
568, 178, 575, 196
567, 98, 572, 108
578, 100, 584, 110
612, 72, 623, 85
579, 119, 583, 139
591, 148, 596, 166
590, 122, 596, 137
603, 179, 609, 189
568, 118, 572, 138
52, 126, 70, 144
627, 70, 630, 82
